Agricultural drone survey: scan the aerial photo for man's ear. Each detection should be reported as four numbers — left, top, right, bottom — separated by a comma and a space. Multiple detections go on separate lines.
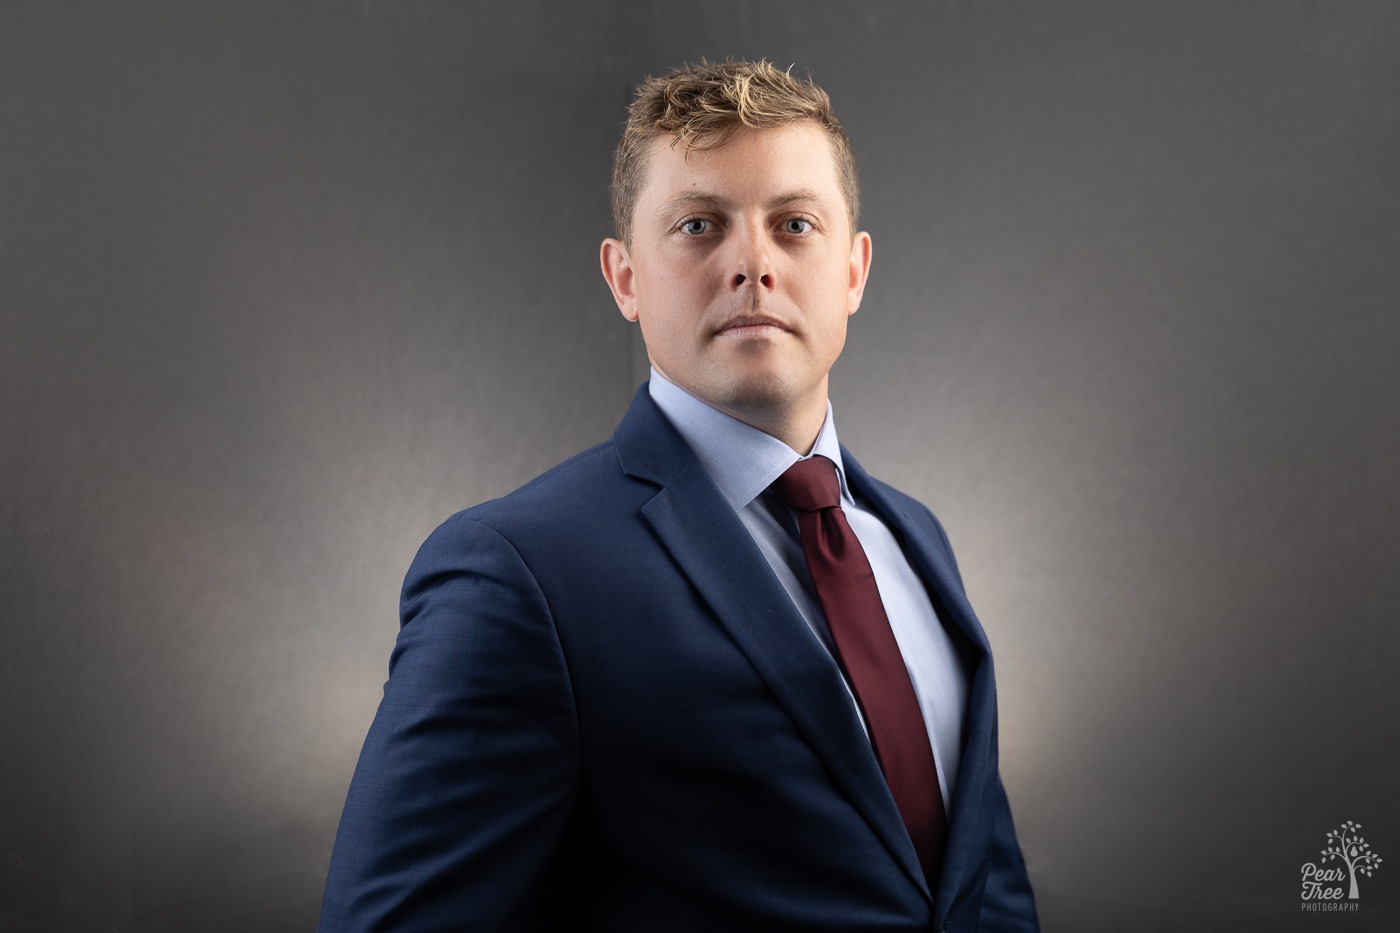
600, 238, 639, 322
847, 230, 873, 315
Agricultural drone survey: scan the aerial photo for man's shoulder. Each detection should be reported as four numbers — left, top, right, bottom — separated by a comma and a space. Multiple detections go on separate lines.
841, 448, 942, 526
423, 432, 664, 554
447, 438, 628, 525
841, 448, 964, 578
404, 434, 667, 597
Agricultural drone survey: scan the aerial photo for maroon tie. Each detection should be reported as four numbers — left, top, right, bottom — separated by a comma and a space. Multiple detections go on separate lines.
772, 455, 946, 881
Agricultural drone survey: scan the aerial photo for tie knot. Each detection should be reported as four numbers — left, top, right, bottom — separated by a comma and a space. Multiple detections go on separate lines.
772, 455, 842, 513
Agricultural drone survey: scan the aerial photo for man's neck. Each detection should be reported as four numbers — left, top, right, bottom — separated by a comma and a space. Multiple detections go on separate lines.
650, 370, 827, 454
710, 397, 826, 455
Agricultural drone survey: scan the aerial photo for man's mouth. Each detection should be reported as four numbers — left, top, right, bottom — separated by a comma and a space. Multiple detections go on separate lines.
715, 314, 789, 337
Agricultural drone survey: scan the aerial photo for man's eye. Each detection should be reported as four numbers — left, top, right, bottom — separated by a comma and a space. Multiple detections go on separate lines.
680, 219, 709, 235
783, 218, 813, 234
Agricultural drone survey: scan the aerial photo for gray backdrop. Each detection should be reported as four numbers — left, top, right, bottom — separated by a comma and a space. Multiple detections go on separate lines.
4, 2, 1397, 931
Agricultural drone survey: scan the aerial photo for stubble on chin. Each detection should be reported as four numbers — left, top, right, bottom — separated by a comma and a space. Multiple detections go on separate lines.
698, 363, 800, 419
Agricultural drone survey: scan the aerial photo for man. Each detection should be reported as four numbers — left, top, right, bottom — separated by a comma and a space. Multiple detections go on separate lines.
320, 60, 1038, 932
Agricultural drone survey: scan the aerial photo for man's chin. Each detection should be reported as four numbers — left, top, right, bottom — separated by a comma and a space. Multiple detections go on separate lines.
705, 373, 802, 416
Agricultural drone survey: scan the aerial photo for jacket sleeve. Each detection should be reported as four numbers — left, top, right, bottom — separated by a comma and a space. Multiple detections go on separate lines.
924, 501, 1039, 931
976, 774, 1039, 931
318, 514, 580, 932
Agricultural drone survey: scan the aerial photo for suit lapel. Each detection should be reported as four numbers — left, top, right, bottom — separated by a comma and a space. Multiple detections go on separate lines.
840, 449, 1000, 913
614, 390, 932, 899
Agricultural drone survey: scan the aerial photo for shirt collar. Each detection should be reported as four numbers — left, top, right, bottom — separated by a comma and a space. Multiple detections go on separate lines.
647, 368, 851, 511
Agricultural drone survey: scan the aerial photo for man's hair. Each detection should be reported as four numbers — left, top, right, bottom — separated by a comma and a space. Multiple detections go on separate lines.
610, 59, 859, 244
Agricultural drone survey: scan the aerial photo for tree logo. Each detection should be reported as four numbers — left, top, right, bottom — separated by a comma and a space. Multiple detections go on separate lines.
1300, 821, 1383, 911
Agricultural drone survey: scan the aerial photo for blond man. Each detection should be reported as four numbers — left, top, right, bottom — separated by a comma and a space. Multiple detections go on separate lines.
322, 60, 1038, 932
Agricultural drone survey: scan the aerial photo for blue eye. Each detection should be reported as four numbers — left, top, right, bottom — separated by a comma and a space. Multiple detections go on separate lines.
680, 218, 709, 235
783, 218, 813, 234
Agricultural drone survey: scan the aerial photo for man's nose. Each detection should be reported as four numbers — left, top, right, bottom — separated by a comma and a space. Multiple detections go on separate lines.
730, 225, 775, 291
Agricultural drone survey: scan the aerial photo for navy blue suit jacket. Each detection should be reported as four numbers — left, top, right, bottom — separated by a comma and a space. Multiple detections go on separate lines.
320, 387, 1038, 931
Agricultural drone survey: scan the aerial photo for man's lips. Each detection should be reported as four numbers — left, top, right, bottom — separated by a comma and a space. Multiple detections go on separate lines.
714, 314, 790, 336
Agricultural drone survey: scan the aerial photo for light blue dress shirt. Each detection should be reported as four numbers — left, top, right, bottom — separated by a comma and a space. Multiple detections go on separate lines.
648, 369, 968, 810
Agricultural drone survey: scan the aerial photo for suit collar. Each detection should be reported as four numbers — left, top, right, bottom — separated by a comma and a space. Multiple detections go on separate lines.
612, 383, 692, 488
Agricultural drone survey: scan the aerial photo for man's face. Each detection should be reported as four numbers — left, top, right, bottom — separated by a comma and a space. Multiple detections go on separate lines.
601, 122, 872, 435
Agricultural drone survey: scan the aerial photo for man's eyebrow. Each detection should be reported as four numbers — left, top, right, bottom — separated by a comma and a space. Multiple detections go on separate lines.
655, 189, 831, 217
765, 188, 828, 209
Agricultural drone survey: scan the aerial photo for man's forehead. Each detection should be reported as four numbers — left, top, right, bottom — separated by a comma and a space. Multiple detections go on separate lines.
639, 125, 843, 198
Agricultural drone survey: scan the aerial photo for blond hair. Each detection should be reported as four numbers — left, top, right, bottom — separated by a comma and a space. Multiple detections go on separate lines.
610, 59, 859, 243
